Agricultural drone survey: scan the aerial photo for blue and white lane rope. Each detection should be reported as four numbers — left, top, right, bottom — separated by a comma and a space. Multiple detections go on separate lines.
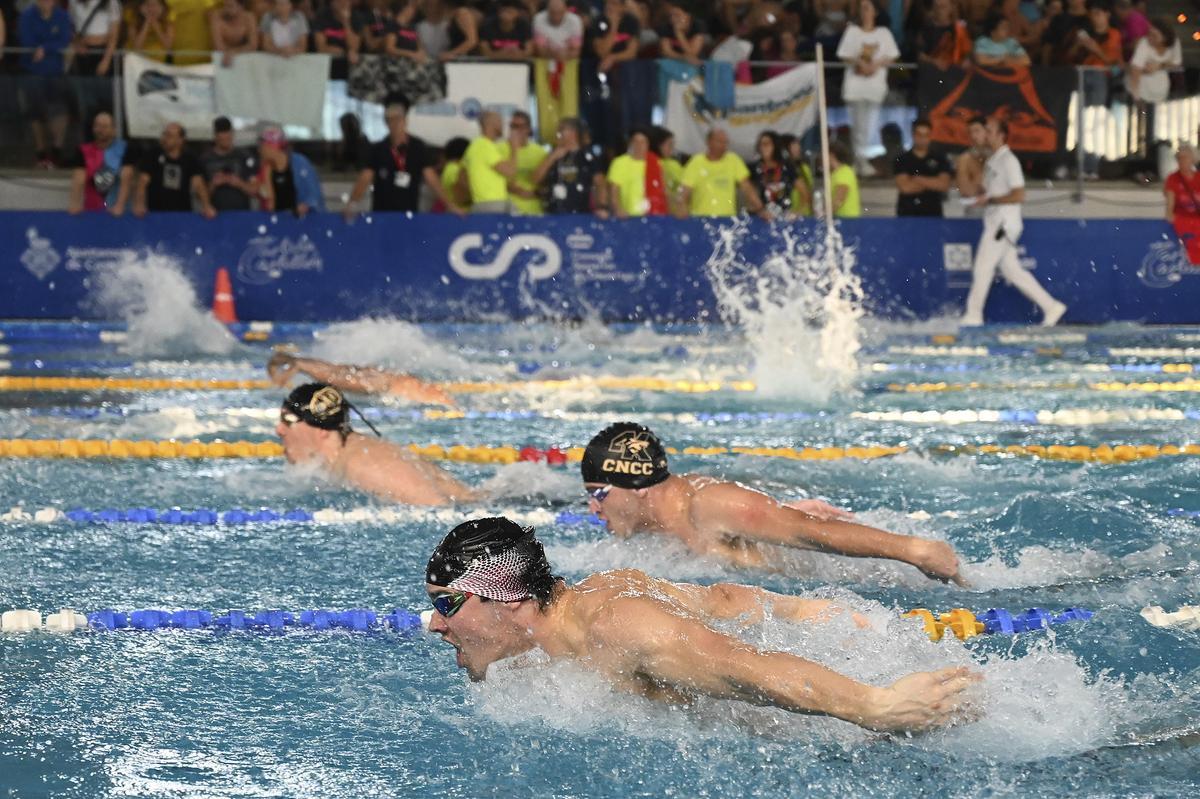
0, 606, 426, 633
0, 506, 603, 528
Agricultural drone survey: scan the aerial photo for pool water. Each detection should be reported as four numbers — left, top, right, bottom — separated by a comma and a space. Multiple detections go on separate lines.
2, 315, 1199, 798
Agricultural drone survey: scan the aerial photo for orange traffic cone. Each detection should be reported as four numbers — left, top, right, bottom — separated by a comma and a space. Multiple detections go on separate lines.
212, 267, 238, 324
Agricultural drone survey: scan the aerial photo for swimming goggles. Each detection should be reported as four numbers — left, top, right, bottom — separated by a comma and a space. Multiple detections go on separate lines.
430, 590, 473, 618
586, 485, 613, 503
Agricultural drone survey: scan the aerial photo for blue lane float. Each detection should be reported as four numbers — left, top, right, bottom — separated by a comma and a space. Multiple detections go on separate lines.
86, 607, 422, 632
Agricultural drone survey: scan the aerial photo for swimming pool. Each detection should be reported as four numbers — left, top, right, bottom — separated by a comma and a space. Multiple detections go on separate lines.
2, 313, 1199, 798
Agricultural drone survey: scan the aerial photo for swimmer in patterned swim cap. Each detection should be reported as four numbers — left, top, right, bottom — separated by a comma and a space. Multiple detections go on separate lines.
425, 517, 981, 733
276, 382, 478, 505
580, 422, 966, 585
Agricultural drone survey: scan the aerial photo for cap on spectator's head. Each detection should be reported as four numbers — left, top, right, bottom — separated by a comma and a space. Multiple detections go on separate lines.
260, 126, 288, 147
213, 116, 233, 134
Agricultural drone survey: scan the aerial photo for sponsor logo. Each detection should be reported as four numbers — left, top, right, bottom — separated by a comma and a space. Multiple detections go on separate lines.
20, 228, 61, 281
236, 234, 324, 285
607, 430, 653, 461
64, 246, 141, 272
942, 243, 973, 272
447, 233, 561, 280
1138, 240, 1200, 289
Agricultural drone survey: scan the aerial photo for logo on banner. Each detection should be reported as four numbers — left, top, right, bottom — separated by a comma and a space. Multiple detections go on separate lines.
447, 234, 561, 280
236, 235, 324, 284
20, 228, 61, 280
64, 246, 140, 271
942, 243, 973, 272
1138, 241, 1200, 288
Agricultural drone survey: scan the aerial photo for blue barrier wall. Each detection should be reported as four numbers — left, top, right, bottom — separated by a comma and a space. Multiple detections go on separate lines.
3, 212, 1198, 323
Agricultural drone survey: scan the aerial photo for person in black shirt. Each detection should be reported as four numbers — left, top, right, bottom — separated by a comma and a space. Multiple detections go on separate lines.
133, 122, 215, 217
480, 0, 532, 60
354, 0, 392, 55
533, 117, 607, 215
658, 2, 706, 65
894, 118, 951, 217
1042, 0, 1088, 65
589, 0, 640, 73
202, 116, 258, 211
344, 101, 465, 217
313, 0, 361, 80
750, 130, 798, 215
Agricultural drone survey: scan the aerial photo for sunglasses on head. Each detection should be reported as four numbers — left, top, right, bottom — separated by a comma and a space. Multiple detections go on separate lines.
587, 484, 613, 503
430, 589, 474, 618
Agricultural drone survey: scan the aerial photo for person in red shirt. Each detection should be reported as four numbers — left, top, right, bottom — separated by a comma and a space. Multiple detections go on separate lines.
1165, 145, 1200, 264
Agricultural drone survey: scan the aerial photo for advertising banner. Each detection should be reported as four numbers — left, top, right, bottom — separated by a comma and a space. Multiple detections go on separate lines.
212, 53, 331, 136
122, 53, 216, 139
407, 62, 531, 145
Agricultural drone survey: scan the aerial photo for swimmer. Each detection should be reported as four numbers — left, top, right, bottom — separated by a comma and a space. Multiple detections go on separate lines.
425, 517, 980, 733
276, 383, 477, 505
580, 422, 966, 585
268, 351, 457, 408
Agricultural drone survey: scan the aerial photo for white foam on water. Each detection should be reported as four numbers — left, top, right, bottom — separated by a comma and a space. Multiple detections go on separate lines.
706, 222, 864, 404
89, 253, 238, 357
964, 543, 1177, 591
479, 461, 582, 502
310, 318, 497, 379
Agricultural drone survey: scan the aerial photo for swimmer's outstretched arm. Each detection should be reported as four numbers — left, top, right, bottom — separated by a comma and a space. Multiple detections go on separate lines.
695, 483, 966, 586
268, 352, 457, 407
605, 597, 979, 733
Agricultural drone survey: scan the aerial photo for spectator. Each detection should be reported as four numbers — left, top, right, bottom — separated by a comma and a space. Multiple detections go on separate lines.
894, 118, 951, 217
18, 0, 73, 169
313, 0, 361, 77
1165, 145, 1200, 263
836, 1, 899, 178
781, 134, 815, 216
440, 136, 472, 212
209, 0, 258, 67
1073, 1, 1123, 178
649, 126, 683, 209
501, 110, 547, 215
345, 101, 462, 217
750, 131, 799, 216
464, 110, 516, 213
253, 126, 324, 217
479, 0, 530, 60
68, 0, 119, 76
659, 2, 705, 66
166, 0, 216, 65
678, 128, 766, 219
202, 116, 257, 211
607, 128, 666, 218
916, 0, 972, 69
339, 112, 371, 171
132, 122, 215, 218
955, 115, 988, 218
1127, 17, 1180, 106
261, 0, 309, 56
1042, 0, 1088, 65
384, 0, 428, 61
67, 110, 131, 215
131, 0, 174, 62
766, 29, 802, 78
1112, 0, 1148, 60
355, 0, 392, 55
533, 0, 582, 60
534, 117, 607, 215
591, 0, 639, 76
812, 0, 850, 53
827, 141, 861, 217
998, 0, 1044, 53
435, 0, 479, 62
960, 0, 992, 37
974, 11, 1030, 68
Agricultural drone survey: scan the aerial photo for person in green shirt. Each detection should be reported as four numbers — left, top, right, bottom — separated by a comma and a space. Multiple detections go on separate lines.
499, 110, 547, 215
463, 110, 516, 213
440, 137, 471, 212
829, 141, 862, 218
678, 128, 769, 219
606, 128, 651, 218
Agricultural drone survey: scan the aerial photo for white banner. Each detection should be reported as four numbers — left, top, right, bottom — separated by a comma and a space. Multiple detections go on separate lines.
213, 53, 331, 136
408, 62, 530, 146
122, 53, 216, 139
665, 65, 820, 160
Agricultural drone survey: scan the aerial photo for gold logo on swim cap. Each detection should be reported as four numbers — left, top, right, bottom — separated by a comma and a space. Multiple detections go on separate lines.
308, 386, 344, 420
607, 430, 653, 462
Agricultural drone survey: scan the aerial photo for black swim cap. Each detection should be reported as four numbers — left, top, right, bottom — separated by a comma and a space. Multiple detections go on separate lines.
581, 422, 670, 489
426, 517, 557, 604
281, 383, 349, 432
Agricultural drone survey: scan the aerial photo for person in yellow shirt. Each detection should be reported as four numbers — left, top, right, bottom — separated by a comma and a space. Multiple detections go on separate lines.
463, 110, 516, 213
606, 128, 651, 218
166, 0, 218, 64
829, 141, 862, 218
499, 110, 547, 215
678, 128, 768, 219
440, 136, 471, 212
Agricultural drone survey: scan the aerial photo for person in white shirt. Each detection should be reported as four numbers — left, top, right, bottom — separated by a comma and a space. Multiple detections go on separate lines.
1127, 17, 1181, 154
69, 0, 121, 76
836, 1, 898, 178
533, 0, 582, 59
961, 118, 1067, 327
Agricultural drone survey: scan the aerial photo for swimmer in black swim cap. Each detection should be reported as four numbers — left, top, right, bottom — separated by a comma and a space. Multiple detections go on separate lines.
275, 382, 479, 505
580, 421, 966, 585
424, 516, 981, 731
268, 350, 457, 407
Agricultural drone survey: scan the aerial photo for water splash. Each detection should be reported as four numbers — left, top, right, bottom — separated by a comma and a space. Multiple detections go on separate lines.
310, 318, 494, 379
705, 221, 864, 404
89, 253, 238, 357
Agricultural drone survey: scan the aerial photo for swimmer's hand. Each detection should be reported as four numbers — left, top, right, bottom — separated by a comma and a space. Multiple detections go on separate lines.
784, 499, 855, 521
267, 351, 298, 386
911, 538, 969, 587
862, 666, 982, 733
